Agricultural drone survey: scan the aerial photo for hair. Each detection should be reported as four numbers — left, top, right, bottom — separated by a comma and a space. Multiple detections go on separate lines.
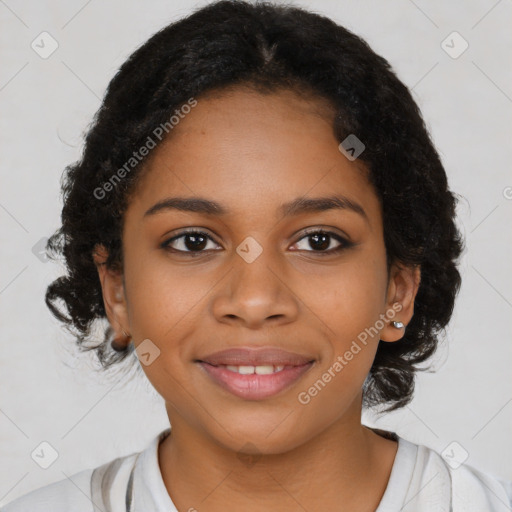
45, 0, 463, 413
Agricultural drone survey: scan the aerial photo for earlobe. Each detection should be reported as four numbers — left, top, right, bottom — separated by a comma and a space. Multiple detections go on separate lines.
380, 264, 421, 343
92, 244, 131, 350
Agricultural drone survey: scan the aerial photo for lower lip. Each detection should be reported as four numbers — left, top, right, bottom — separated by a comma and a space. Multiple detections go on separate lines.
197, 362, 314, 400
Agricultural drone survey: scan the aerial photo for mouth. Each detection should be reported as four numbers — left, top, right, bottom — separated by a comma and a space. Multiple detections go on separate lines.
195, 347, 315, 400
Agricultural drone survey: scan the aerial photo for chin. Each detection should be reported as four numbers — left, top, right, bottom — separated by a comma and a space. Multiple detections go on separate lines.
207, 413, 311, 456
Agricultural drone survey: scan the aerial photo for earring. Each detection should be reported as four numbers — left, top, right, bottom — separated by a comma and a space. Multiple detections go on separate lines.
111, 329, 131, 352
391, 321, 404, 329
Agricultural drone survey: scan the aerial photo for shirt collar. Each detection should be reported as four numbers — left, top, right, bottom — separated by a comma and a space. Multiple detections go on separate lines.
131, 428, 177, 512
129, 427, 415, 512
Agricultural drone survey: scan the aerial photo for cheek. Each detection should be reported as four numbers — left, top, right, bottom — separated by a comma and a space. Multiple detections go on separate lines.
311, 250, 388, 345
304, 249, 388, 389
122, 257, 203, 402
122, 248, 213, 395
124, 247, 208, 337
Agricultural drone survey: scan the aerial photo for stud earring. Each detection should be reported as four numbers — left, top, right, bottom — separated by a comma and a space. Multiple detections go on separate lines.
391, 321, 404, 329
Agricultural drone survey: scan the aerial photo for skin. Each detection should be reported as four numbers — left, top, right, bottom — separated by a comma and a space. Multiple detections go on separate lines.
93, 86, 421, 512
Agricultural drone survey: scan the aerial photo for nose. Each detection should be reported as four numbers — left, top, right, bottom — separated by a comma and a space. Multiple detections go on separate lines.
211, 247, 299, 330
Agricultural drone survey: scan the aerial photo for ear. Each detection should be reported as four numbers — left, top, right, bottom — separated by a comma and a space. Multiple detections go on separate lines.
92, 244, 131, 348
380, 262, 421, 343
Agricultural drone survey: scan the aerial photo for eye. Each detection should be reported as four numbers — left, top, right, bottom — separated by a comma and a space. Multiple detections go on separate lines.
161, 229, 221, 254
292, 229, 352, 255
161, 228, 353, 256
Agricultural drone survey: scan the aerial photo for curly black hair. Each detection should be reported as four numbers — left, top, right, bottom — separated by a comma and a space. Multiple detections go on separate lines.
45, 0, 463, 413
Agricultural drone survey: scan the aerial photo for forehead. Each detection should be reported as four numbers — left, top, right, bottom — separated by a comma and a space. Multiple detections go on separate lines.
127, 87, 379, 222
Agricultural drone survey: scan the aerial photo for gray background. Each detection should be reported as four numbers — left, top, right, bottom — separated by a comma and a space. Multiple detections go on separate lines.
1, 0, 511, 505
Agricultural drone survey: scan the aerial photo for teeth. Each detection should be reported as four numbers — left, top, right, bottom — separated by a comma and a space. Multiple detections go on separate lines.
224, 365, 286, 374
255, 365, 275, 375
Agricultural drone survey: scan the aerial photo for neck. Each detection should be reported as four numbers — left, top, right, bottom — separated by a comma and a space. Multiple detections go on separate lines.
157, 396, 398, 512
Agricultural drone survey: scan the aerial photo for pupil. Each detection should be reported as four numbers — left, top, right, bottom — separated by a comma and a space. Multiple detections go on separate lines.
185, 234, 207, 251
310, 233, 329, 251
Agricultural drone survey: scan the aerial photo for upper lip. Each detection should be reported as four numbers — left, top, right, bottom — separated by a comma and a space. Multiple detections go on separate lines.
197, 347, 315, 367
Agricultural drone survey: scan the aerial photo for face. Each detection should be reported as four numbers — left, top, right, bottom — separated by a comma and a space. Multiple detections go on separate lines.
94, 87, 419, 455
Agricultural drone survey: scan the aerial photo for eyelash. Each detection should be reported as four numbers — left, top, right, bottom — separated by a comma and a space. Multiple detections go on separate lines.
160, 228, 353, 256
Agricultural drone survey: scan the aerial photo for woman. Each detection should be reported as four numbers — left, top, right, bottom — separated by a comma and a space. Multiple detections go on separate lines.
3, 1, 511, 510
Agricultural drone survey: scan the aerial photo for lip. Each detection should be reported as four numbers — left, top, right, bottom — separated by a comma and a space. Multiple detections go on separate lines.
195, 347, 315, 400
197, 347, 314, 366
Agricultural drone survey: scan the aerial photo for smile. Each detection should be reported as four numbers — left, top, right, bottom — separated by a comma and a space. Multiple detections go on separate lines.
197, 361, 314, 400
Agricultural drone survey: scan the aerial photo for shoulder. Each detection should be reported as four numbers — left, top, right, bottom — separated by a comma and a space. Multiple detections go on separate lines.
406, 439, 512, 511
0, 453, 138, 512
447, 455, 512, 510
0, 468, 94, 512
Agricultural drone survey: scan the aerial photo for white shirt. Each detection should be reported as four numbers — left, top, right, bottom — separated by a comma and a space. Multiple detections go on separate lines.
2, 428, 511, 511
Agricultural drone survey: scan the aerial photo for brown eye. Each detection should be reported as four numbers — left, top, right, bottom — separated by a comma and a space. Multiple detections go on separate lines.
161, 230, 220, 253
293, 230, 352, 254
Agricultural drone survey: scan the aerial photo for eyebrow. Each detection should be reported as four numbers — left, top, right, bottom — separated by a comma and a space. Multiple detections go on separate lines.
143, 194, 368, 222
